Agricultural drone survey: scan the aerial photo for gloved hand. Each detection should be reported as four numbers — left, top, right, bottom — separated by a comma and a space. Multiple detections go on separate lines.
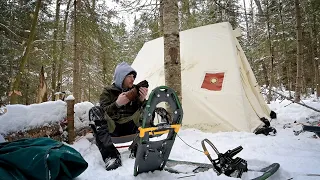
138, 87, 148, 102
116, 93, 130, 106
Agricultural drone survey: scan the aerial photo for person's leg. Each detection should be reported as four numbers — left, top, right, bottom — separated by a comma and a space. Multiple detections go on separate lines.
95, 124, 120, 160
115, 120, 139, 136
89, 106, 122, 170
95, 124, 122, 170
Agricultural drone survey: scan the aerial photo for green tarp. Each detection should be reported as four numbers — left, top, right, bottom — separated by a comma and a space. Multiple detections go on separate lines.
0, 137, 88, 180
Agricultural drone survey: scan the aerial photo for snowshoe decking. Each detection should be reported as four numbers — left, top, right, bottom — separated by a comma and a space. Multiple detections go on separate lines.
133, 86, 183, 176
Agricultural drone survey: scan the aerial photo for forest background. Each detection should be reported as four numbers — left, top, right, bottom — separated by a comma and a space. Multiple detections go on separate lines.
1, 0, 319, 105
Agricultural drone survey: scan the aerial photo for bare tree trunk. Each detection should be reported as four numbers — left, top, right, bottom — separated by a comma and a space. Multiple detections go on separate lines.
254, 0, 263, 15
181, 0, 191, 29
37, 66, 48, 103
266, 0, 274, 103
311, 12, 320, 98
301, 55, 306, 95
8, 1, 15, 104
250, 0, 256, 41
102, 58, 107, 84
243, 0, 250, 42
86, 0, 112, 85
163, 0, 182, 102
303, 31, 312, 96
52, 0, 61, 101
98, 36, 110, 85
218, 0, 223, 22
159, 0, 164, 36
262, 61, 270, 103
98, 34, 109, 84
7, 54, 13, 104
73, 0, 81, 103
253, 0, 270, 101
100, 47, 109, 85
10, 0, 42, 104
58, 0, 72, 91
225, 0, 237, 27
79, 60, 84, 102
25, 62, 30, 105
278, 0, 292, 97
88, 72, 91, 102
249, 0, 256, 66
294, 0, 303, 102
288, 61, 293, 97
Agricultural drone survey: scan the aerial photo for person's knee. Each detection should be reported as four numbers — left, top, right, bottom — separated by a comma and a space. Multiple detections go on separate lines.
89, 106, 104, 122
96, 124, 109, 134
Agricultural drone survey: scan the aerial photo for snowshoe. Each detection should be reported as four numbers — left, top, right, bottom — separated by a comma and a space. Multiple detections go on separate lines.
165, 159, 280, 180
133, 86, 183, 176
165, 138, 280, 180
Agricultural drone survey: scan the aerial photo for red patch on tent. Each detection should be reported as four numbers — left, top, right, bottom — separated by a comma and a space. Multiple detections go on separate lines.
201, 73, 225, 91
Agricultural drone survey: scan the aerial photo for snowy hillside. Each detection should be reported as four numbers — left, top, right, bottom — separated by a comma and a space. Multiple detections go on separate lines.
1, 98, 320, 179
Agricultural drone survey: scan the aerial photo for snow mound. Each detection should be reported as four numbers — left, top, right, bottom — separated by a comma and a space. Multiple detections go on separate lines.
0, 100, 67, 135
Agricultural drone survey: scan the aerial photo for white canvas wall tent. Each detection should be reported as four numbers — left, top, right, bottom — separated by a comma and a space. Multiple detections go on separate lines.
131, 22, 276, 134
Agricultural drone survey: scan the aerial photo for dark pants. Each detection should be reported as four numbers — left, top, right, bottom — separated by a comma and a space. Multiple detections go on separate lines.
89, 106, 138, 161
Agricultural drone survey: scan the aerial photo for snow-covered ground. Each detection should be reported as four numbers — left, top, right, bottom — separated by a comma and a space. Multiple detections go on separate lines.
1, 96, 320, 180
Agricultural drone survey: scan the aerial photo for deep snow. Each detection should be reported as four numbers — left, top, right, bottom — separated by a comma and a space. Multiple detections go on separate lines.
0, 97, 320, 179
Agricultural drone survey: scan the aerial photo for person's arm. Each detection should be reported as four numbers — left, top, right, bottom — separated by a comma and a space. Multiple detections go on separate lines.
99, 89, 120, 117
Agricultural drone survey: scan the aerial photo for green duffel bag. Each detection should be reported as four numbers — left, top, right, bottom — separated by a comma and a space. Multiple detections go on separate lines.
0, 137, 88, 180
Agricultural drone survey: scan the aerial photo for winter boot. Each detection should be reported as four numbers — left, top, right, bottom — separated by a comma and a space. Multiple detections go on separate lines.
105, 155, 122, 171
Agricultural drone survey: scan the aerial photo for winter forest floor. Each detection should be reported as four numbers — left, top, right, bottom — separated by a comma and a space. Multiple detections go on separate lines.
1, 96, 320, 179
71, 98, 320, 180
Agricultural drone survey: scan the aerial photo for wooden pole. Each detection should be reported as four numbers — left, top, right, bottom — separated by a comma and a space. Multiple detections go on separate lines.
67, 97, 75, 144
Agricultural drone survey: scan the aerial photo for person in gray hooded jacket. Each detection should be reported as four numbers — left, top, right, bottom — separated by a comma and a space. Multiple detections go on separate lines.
89, 62, 148, 171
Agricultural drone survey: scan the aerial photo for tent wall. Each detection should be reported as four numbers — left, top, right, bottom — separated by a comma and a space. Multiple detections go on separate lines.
234, 37, 271, 128
131, 22, 270, 133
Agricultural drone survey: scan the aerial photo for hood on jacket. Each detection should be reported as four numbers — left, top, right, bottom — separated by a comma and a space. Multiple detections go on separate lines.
113, 62, 137, 90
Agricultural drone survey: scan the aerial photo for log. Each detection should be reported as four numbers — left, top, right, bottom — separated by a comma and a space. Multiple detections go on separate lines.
4, 123, 62, 142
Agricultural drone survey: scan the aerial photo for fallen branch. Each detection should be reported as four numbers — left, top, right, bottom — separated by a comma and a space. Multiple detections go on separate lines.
271, 90, 320, 113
